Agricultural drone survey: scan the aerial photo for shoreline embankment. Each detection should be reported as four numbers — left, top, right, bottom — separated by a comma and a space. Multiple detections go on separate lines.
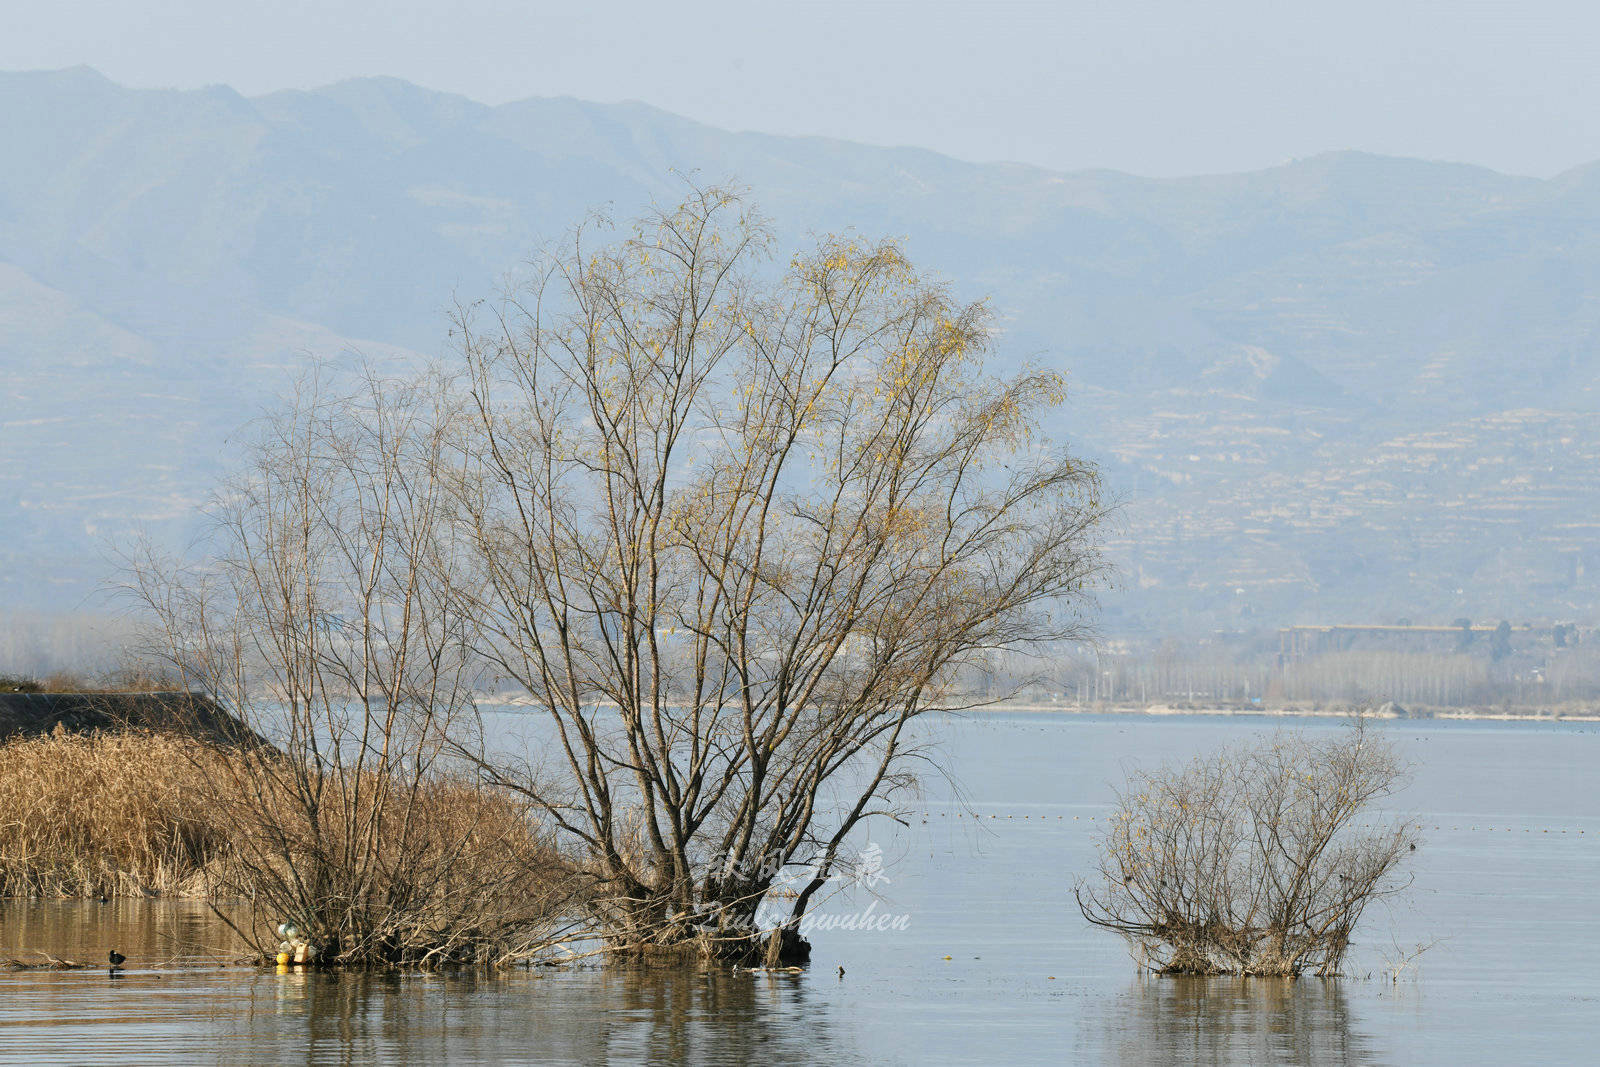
478, 694, 1600, 724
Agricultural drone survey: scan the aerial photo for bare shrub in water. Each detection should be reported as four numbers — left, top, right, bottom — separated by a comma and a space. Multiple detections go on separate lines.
1075, 720, 1416, 977
0, 730, 234, 898
127, 372, 575, 967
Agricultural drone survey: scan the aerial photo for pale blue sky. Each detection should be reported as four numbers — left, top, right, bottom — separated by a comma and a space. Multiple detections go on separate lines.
5, 0, 1597, 178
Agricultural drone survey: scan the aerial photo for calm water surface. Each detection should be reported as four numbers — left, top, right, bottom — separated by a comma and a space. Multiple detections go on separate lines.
2, 713, 1597, 1064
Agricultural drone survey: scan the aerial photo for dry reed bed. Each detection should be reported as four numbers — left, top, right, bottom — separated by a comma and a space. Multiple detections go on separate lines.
0, 729, 232, 898
0, 728, 578, 967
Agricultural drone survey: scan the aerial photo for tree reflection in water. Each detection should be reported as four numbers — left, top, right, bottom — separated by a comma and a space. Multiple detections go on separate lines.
1100, 975, 1376, 1066
237, 964, 853, 1064
2, 901, 855, 1064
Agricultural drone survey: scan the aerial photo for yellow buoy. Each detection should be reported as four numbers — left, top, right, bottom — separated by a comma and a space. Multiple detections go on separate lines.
276, 952, 292, 966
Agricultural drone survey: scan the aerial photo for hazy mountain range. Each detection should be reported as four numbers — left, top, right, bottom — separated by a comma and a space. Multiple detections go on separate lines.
3, 67, 1598, 633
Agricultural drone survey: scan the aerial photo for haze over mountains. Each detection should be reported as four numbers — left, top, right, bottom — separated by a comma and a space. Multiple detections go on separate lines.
3, 67, 1598, 632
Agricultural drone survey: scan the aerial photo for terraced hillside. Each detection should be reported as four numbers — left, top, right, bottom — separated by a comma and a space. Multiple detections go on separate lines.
3, 68, 1598, 629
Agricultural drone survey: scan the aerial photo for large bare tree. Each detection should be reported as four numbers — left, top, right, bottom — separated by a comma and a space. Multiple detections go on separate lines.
449, 185, 1107, 961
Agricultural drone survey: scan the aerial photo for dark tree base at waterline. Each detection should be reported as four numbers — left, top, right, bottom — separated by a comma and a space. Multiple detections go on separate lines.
762, 927, 812, 966
613, 928, 812, 968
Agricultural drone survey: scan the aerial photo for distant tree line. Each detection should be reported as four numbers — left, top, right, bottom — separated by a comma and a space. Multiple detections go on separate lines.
972, 631, 1600, 709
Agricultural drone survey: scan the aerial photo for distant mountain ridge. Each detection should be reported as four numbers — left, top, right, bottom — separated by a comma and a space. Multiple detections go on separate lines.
3, 68, 1598, 630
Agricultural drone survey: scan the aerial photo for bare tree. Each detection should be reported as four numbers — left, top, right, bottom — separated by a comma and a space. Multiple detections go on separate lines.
128, 370, 571, 967
1076, 720, 1416, 977
449, 184, 1107, 962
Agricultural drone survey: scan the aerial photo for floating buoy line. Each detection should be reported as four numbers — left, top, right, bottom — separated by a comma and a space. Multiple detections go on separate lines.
910, 813, 1588, 834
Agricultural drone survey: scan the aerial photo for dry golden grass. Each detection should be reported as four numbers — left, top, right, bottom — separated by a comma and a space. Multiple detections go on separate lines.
0, 729, 235, 898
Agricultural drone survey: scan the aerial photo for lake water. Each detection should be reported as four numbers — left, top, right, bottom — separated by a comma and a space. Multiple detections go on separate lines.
3, 712, 1597, 1064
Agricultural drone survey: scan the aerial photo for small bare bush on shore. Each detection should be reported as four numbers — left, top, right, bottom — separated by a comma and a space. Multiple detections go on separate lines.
0, 730, 234, 898
1075, 720, 1417, 977
0, 664, 186, 695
